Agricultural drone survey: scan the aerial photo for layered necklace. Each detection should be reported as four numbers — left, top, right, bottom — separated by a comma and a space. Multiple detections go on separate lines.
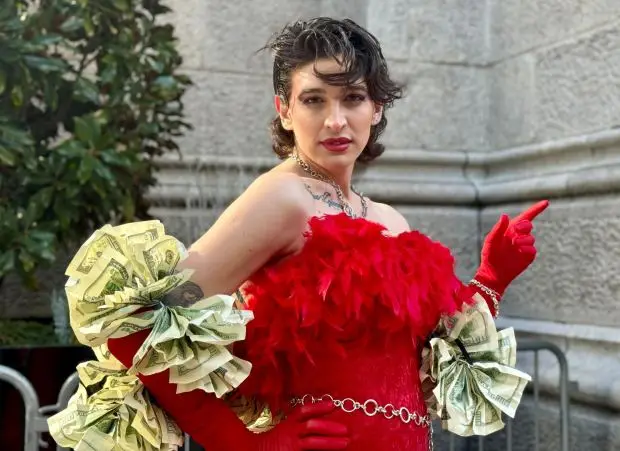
291, 152, 368, 219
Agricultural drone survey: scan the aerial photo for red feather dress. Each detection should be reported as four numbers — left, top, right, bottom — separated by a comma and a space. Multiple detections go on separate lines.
50, 210, 533, 451
233, 213, 472, 450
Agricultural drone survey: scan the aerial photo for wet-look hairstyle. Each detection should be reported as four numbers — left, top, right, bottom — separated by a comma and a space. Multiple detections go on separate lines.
263, 17, 404, 162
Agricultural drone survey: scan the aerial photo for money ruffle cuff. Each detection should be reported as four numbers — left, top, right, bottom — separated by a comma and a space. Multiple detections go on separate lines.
48, 221, 254, 450
48, 357, 184, 451
419, 294, 531, 436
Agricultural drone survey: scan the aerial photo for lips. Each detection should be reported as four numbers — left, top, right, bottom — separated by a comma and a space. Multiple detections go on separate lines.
320, 137, 352, 152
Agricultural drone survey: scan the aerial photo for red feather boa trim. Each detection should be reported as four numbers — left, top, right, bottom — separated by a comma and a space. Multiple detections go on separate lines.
236, 214, 473, 411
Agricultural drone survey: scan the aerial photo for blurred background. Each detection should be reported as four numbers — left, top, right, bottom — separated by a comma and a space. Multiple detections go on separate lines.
1, 0, 619, 449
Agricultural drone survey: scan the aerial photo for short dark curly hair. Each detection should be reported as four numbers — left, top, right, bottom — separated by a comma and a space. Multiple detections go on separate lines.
263, 17, 404, 163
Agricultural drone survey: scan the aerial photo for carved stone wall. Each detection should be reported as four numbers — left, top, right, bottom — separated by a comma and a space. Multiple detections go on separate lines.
158, 0, 620, 446
3, 0, 620, 447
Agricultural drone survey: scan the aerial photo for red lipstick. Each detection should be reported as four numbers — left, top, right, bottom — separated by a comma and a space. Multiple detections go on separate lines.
320, 137, 352, 152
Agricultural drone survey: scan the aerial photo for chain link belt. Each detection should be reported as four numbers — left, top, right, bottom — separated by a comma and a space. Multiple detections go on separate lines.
290, 394, 434, 450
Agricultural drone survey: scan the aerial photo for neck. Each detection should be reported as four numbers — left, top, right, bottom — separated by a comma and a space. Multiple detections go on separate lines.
293, 152, 355, 199
330, 169, 354, 198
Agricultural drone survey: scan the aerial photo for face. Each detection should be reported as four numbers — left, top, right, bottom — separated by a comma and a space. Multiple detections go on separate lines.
276, 58, 382, 172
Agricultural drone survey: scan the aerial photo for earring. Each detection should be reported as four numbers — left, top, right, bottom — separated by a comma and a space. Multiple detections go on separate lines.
372, 114, 381, 125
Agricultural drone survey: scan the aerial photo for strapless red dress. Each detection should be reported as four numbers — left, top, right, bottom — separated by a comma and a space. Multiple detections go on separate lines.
234, 213, 470, 450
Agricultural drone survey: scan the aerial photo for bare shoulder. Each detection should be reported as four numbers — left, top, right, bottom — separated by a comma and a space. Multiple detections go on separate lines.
187, 171, 311, 278
248, 170, 308, 196
180, 171, 313, 296
214, 170, 312, 247
370, 201, 410, 234
240, 170, 313, 214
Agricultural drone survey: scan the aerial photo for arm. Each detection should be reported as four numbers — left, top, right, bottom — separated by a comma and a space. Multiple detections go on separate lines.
163, 173, 311, 304
472, 200, 549, 316
108, 173, 349, 450
379, 201, 548, 317
108, 330, 348, 451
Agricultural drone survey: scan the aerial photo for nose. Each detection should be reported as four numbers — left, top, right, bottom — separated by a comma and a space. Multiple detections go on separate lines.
324, 103, 347, 132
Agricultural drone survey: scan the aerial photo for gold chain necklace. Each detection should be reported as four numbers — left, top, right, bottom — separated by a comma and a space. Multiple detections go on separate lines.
291, 153, 368, 219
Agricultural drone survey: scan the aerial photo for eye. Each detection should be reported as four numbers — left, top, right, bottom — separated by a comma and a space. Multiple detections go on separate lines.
345, 93, 367, 103
301, 96, 323, 105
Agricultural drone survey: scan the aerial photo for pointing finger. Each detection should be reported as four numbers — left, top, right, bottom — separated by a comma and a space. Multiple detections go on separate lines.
513, 200, 549, 222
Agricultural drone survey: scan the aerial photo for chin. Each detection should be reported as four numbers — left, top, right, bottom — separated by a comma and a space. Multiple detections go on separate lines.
321, 147, 361, 163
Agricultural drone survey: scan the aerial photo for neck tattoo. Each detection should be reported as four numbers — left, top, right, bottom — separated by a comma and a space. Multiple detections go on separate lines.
291, 152, 367, 219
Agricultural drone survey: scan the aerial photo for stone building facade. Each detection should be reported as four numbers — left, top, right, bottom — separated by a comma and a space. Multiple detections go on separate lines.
149, 0, 620, 448
2, 0, 618, 449
153, 1, 620, 448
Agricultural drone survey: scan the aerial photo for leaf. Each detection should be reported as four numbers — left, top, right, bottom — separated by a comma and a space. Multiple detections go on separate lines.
142, 1, 173, 15
122, 194, 135, 220
60, 16, 84, 33
83, 15, 95, 37
32, 186, 55, 209
138, 122, 159, 135
175, 74, 193, 85
77, 155, 95, 183
11, 85, 23, 107
153, 75, 177, 90
54, 140, 86, 158
146, 56, 164, 73
74, 115, 101, 146
53, 198, 74, 230
100, 148, 132, 168
75, 77, 100, 104
93, 160, 115, 182
18, 249, 36, 273
32, 34, 63, 47
0, 70, 6, 95
113, 0, 130, 11
0, 124, 34, 147
0, 146, 16, 166
42, 78, 60, 110
23, 55, 68, 73
28, 230, 56, 244
23, 199, 43, 228
38, 246, 56, 263
23, 230, 56, 264
0, 250, 15, 275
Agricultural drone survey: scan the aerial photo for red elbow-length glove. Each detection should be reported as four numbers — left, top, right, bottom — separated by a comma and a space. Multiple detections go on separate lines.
473, 200, 549, 314
107, 330, 349, 451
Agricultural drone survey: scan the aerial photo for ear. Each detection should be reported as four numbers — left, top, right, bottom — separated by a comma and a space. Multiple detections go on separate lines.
274, 95, 293, 131
371, 104, 383, 126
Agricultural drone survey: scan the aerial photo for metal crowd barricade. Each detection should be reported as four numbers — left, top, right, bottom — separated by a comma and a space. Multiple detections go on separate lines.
435, 339, 571, 451
1, 339, 570, 451
0, 365, 82, 451
0, 365, 192, 451
0, 365, 43, 451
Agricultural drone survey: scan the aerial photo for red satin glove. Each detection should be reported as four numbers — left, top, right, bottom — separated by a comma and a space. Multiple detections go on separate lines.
107, 330, 349, 451
473, 200, 549, 303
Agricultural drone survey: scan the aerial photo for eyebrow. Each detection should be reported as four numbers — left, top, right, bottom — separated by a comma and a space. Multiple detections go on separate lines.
298, 88, 326, 96
298, 85, 368, 96
346, 85, 368, 92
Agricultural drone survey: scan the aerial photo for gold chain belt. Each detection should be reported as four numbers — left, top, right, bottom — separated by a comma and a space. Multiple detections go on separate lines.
290, 394, 432, 428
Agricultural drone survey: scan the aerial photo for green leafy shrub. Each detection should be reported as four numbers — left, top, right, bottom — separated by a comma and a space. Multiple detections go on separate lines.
0, 0, 192, 289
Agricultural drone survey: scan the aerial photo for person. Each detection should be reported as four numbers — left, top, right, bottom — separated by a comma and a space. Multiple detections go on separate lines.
52, 17, 548, 451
